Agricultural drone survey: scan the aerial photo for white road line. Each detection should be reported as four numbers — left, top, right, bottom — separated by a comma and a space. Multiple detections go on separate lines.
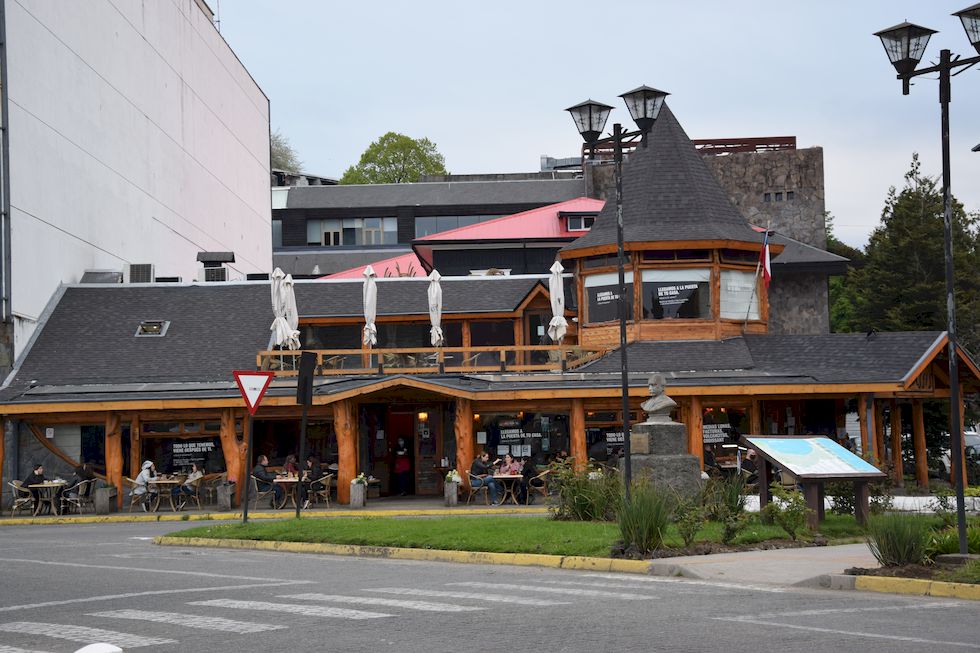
540, 580, 669, 592
189, 599, 391, 620
279, 593, 485, 613
0, 622, 175, 649
714, 617, 980, 649
0, 557, 295, 582
88, 609, 285, 634
448, 581, 654, 600
739, 601, 964, 619
0, 581, 307, 613
0, 645, 53, 653
367, 588, 570, 606
573, 572, 786, 593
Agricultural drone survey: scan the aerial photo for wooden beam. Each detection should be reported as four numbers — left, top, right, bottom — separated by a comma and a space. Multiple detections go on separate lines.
688, 396, 704, 469
105, 413, 123, 508
454, 399, 474, 491
218, 408, 246, 502
750, 399, 763, 435
912, 400, 929, 489
570, 398, 586, 471
26, 423, 79, 469
129, 416, 141, 481
333, 399, 356, 504
874, 400, 886, 467
858, 394, 870, 457
890, 400, 903, 487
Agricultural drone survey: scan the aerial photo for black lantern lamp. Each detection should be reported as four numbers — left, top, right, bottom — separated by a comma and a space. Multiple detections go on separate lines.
619, 85, 670, 133
565, 99, 613, 145
954, 3, 980, 54
874, 22, 937, 74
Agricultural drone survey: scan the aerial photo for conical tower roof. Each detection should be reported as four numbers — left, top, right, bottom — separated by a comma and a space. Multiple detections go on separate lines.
562, 104, 763, 256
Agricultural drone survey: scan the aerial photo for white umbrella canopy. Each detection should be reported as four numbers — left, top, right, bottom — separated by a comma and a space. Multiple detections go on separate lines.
363, 265, 378, 346
270, 267, 300, 350
547, 261, 568, 343
282, 273, 301, 350
427, 269, 444, 347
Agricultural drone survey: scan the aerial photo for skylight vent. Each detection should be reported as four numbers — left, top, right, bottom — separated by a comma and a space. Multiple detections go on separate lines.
135, 320, 170, 337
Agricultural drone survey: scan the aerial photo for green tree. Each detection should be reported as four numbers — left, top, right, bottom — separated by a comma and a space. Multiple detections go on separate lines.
826, 212, 864, 332
271, 129, 302, 172
835, 155, 980, 354
340, 132, 447, 184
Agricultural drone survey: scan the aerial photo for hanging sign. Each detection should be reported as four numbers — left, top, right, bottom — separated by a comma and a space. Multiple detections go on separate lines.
233, 370, 275, 415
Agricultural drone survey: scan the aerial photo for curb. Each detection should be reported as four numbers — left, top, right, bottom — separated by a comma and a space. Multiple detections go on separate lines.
0, 506, 549, 527
154, 536, 702, 578
809, 574, 980, 600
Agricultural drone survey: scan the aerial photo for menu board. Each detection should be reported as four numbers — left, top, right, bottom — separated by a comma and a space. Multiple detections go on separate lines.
744, 437, 884, 478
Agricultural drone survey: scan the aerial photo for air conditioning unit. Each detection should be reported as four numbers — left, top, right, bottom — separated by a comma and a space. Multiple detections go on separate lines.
203, 267, 227, 282
127, 263, 155, 284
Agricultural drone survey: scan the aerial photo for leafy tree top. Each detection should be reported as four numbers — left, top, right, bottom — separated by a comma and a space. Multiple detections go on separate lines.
271, 129, 302, 173
340, 132, 447, 185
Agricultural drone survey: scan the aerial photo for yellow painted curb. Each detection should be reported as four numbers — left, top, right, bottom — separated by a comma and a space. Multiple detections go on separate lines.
0, 506, 548, 527
155, 536, 656, 575
855, 575, 980, 600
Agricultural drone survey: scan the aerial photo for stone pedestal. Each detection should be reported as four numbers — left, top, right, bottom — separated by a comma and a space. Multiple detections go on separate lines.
349, 483, 366, 508
94, 486, 117, 515
629, 421, 702, 498
217, 483, 236, 511
444, 481, 459, 506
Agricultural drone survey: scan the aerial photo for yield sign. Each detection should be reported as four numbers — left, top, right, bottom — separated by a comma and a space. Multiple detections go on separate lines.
233, 370, 275, 415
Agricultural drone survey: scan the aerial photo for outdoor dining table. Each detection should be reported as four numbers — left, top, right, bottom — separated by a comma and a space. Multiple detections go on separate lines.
147, 477, 184, 512
492, 474, 523, 505
29, 481, 66, 516
274, 476, 300, 509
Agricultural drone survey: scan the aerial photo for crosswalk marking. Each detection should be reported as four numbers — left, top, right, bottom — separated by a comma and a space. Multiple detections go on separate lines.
0, 646, 54, 653
189, 599, 391, 620
577, 573, 786, 594
448, 581, 655, 600
367, 588, 570, 606
540, 579, 666, 592
0, 622, 175, 648
279, 594, 485, 613
88, 609, 285, 633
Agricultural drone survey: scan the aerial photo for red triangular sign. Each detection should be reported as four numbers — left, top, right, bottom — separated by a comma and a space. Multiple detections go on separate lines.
233, 370, 275, 415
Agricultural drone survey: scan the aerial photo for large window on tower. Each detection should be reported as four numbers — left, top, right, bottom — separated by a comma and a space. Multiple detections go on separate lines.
641, 269, 711, 319
584, 272, 634, 324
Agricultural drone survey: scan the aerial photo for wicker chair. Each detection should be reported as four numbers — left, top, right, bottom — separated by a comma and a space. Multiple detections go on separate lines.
525, 469, 550, 505
8, 481, 33, 517
466, 473, 490, 505
309, 473, 333, 508
124, 477, 146, 512
60, 478, 97, 515
178, 477, 203, 511
249, 476, 277, 509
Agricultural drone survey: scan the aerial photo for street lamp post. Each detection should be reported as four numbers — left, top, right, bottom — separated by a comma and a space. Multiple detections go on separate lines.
875, 4, 980, 555
566, 87, 669, 498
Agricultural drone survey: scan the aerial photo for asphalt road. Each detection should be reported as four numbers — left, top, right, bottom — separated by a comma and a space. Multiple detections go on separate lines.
0, 521, 976, 653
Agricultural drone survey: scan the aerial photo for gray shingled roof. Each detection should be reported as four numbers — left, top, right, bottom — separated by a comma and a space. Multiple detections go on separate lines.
286, 178, 585, 210
562, 104, 764, 253
770, 233, 848, 272
274, 247, 413, 276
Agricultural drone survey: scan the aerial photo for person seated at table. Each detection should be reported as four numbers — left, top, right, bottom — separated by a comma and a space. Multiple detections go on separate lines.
300, 455, 323, 509
171, 462, 204, 509
282, 454, 299, 476
469, 451, 501, 505
133, 460, 158, 511
498, 453, 521, 475
253, 455, 283, 507
742, 449, 759, 485
21, 463, 46, 512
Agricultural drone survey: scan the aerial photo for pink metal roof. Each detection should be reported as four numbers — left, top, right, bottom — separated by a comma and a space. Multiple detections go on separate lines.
416, 197, 604, 241
324, 252, 425, 279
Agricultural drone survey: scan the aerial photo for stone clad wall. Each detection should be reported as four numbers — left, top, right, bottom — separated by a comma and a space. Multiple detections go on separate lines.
768, 272, 830, 335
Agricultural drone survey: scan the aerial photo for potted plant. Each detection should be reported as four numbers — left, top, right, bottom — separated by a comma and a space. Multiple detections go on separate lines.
349, 473, 367, 508
444, 469, 462, 506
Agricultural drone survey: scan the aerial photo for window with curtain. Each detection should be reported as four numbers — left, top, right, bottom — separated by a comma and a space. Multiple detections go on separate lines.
584, 271, 634, 324
720, 269, 759, 320
641, 268, 711, 319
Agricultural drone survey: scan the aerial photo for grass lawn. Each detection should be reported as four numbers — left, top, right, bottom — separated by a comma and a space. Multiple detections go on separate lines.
168, 514, 869, 558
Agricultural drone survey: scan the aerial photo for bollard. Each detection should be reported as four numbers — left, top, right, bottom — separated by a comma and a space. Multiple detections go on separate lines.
94, 486, 118, 515
217, 482, 236, 512
444, 480, 459, 507
349, 482, 366, 508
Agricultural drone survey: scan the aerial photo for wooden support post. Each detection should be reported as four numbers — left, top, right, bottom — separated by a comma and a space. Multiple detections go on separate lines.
858, 394, 870, 457
454, 399, 474, 490
817, 481, 825, 522
912, 400, 929, 489
854, 480, 870, 525
688, 396, 704, 469
804, 482, 820, 530
874, 401, 886, 467
129, 416, 140, 482
333, 399, 356, 504
218, 408, 246, 501
890, 400, 903, 487
758, 458, 773, 511
570, 399, 587, 471
105, 413, 123, 508
750, 400, 763, 435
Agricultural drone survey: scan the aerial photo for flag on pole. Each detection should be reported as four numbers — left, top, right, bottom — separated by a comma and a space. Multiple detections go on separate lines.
759, 230, 772, 288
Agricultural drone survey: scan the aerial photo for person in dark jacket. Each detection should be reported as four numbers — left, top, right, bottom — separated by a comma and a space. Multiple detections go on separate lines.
469, 451, 500, 505
21, 463, 46, 512
252, 455, 283, 507
300, 455, 323, 509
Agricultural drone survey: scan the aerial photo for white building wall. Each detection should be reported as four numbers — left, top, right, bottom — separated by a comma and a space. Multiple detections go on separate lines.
4, 0, 271, 355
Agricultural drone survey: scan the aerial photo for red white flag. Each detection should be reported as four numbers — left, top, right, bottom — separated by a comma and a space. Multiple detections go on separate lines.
759, 230, 772, 288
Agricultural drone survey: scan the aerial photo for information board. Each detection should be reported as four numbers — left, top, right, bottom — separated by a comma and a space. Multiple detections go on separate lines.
744, 436, 884, 478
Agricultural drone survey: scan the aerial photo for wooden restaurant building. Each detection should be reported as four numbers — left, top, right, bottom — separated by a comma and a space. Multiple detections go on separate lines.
2, 106, 977, 507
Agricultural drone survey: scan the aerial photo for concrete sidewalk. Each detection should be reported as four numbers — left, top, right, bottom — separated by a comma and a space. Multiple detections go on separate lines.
662, 543, 877, 586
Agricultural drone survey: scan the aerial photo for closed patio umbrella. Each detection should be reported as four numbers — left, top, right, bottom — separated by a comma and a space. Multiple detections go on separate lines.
282, 273, 301, 350
428, 269, 444, 347
363, 265, 377, 346
547, 261, 568, 343
270, 267, 300, 350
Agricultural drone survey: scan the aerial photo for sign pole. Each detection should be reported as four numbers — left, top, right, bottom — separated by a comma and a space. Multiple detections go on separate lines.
242, 413, 254, 525
232, 370, 275, 527
295, 401, 308, 519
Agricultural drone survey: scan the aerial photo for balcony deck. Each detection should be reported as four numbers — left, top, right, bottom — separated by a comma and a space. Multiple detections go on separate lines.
257, 345, 607, 376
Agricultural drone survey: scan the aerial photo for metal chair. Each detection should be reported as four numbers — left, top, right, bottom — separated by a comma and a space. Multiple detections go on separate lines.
179, 478, 203, 511
525, 469, 550, 505
250, 476, 277, 509
61, 478, 97, 515
8, 481, 33, 517
124, 477, 146, 512
466, 473, 490, 505
310, 473, 333, 508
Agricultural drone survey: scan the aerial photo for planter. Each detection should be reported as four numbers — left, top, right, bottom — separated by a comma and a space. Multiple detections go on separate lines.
217, 482, 236, 511
349, 483, 366, 508
94, 486, 117, 515
444, 480, 459, 507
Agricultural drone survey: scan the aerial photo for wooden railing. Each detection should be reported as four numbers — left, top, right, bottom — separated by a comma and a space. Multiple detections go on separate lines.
257, 345, 608, 376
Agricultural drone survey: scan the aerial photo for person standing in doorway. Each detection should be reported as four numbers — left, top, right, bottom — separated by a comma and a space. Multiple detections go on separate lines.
394, 437, 411, 496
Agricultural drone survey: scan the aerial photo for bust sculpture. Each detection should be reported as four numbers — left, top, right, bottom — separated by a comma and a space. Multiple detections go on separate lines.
640, 373, 677, 423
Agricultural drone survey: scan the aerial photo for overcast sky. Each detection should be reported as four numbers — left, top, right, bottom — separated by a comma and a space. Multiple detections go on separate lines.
218, 0, 980, 248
